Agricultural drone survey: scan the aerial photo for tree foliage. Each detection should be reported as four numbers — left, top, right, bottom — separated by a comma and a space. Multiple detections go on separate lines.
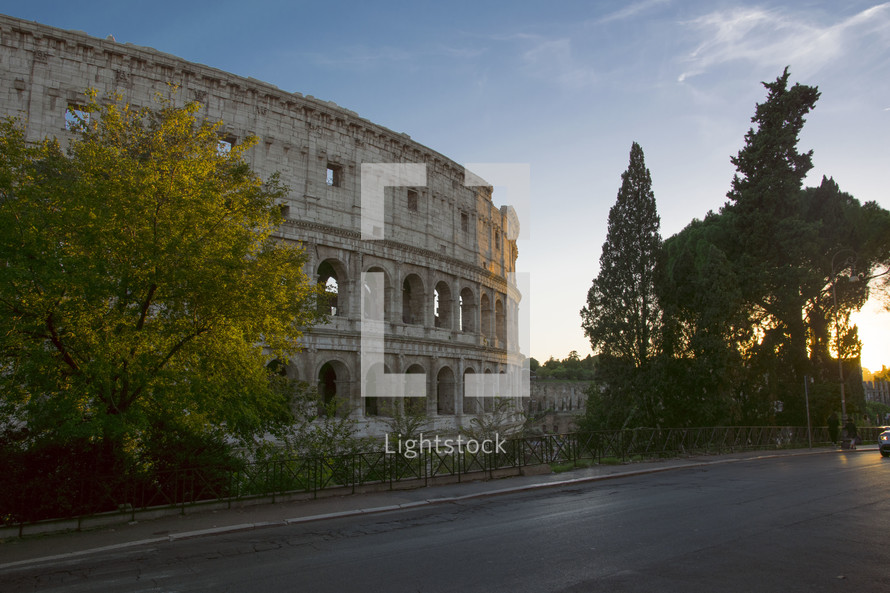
580, 69, 890, 430
580, 142, 662, 427
0, 92, 323, 460
532, 351, 597, 381
656, 69, 890, 427
581, 142, 661, 367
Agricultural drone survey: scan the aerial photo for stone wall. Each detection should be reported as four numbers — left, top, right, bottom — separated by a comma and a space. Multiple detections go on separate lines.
0, 14, 522, 436
526, 380, 590, 434
864, 380, 890, 406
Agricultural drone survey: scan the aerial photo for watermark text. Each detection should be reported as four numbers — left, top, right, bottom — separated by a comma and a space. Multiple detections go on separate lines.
384, 433, 507, 459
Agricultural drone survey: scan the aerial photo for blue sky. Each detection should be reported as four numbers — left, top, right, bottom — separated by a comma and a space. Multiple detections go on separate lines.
3, 1, 890, 369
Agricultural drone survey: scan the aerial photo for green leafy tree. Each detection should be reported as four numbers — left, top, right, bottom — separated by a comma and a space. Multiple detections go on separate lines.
0, 92, 323, 466
657, 213, 750, 426
535, 352, 597, 381
721, 70, 890, 424
801, 179, 890, 393
580, 142, 662, 427
657, 70, 890, 426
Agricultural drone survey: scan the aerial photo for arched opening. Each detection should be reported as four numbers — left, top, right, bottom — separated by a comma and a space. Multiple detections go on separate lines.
434, 281, 453, 330
317, 260, 346, 317
363, 266, 392, 322
480, 293, 492, 341
317, 361, 349, 416
405, 363, 427, 415
495, 297, 506, 345
266, 358, 288, 377
483, 368, 494, 411
460, 287, 475, 333
437, 366, 455, 415
363, 362, 396, 417
462, 367, 479, 414
402, 274, 425, 325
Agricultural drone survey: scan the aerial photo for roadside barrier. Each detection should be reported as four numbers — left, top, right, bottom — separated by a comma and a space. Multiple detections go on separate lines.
3, 425, 882, 531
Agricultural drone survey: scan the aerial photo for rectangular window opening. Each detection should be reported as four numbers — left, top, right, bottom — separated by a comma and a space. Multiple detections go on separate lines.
461, 212, 469, 233
65, 104, 90, 131
407, 189, 418, 212
326, 164, 342, 187
217, 134, 237, 155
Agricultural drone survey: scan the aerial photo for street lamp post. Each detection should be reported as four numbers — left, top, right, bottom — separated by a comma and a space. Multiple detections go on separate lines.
804, 375, 813, 448
830, 249, 858, 423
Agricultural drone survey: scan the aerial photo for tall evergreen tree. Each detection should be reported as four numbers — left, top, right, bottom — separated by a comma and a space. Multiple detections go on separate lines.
726, 67, 822, 418
580, 142, 662, 427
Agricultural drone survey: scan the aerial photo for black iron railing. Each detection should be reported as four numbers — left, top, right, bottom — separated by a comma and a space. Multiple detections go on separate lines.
4, 426, 883, 527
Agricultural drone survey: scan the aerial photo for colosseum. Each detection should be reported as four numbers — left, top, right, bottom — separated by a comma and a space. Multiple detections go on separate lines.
0, 14, 525, 436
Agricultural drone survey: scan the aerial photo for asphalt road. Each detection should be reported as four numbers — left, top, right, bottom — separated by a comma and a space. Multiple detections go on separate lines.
2, 451, 889, 592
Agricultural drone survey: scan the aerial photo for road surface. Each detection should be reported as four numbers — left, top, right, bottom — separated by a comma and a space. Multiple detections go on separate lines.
2, 451, 888, 592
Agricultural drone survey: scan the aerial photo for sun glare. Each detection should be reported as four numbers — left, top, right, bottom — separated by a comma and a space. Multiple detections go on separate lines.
852, 296, 890, 374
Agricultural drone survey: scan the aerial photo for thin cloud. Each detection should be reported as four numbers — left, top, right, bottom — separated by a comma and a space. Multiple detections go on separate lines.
437, 44, 488, 59
519, 35, 599, 89
297, 45, 416, 69
597, 0, 670, 24
678, 3, 890, 82
289, 42, 487, 72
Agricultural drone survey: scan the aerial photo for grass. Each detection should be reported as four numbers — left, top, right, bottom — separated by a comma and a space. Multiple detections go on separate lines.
550, 457, 626, 473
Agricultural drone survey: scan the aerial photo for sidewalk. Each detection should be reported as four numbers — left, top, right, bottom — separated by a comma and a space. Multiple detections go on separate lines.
0, 445, 875, 570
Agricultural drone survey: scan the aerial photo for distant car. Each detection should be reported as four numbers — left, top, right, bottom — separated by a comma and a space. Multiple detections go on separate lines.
880, 427, 890, 458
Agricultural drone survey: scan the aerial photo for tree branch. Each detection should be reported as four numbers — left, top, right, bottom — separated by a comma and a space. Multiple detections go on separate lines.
45, 311, 79, 372
135, 283, 158, 332
117, 325, 210, 411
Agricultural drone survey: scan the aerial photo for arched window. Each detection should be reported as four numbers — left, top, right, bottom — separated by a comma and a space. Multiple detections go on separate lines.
434, 281, 452, 329
480, 293, 492, 340
363, 362, 396, 417
318, 362, 337, 414
495, 297, 506, 345
437, 367, 455, 415
460, 287, 475, 333
402, 274, 424, 325
483, 368, 494, 411
405, 363, 427, 415
462, 367, 479, 414
317, 260, 346, 317
317, 361, 348, 417
266, 358, 287, 377
363, 266, 391, 322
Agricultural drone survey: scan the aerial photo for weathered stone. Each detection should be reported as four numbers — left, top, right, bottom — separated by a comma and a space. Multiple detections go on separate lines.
0, 14, 522, 436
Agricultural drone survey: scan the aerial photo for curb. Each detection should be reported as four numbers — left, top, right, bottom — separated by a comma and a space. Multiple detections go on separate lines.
0, 447, 867, 571
0, 536, 169, 571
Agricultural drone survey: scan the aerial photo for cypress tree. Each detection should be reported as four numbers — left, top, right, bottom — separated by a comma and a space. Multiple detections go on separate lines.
580, 142, 662, 427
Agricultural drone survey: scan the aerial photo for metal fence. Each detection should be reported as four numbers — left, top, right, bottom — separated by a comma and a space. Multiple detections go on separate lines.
5, 425, 884, 527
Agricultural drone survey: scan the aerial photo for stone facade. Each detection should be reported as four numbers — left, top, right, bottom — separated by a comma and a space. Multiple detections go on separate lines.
864, 380, 890, 406
526, 380, 589, 434
0, 14, 522, 436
